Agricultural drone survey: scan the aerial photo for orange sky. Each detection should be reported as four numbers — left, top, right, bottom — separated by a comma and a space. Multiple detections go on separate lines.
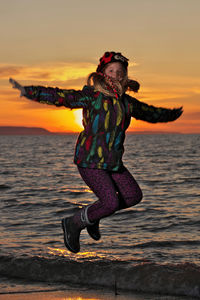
0, 0, 200, 133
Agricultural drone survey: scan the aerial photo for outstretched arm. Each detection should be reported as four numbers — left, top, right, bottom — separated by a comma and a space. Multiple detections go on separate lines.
9, 78, 93, 109
130, 97, 183, 123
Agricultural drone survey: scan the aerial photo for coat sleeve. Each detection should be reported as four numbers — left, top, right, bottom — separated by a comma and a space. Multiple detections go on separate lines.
129, 96, 183, 123
23, 85, 93, 109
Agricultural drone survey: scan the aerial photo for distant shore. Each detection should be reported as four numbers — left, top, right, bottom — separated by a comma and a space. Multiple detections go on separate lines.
0, 126, 75, 135
0, 126, 189, 135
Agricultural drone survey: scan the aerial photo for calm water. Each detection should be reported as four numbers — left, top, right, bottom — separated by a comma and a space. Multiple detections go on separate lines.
0, 134, 200, 298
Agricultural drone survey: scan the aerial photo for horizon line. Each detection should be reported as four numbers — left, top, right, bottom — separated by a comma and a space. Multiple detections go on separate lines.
0, 126, 199, 135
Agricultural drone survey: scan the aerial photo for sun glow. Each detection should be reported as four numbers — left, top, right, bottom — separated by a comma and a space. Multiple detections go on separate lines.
73, 109, 84, 130
47, 247, 105, 260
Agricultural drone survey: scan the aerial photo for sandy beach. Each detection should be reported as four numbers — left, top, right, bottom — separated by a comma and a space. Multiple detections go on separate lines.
0, 290, 195, 300
0, 290, 146, 300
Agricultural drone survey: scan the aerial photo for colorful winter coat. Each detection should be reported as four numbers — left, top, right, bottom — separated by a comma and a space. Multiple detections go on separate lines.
24, 85, 182, 171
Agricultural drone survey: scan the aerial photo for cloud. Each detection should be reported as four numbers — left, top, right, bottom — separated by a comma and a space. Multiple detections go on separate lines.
182, 111, 200, 121
0, 62, 96, 83
0, 65, 24, 77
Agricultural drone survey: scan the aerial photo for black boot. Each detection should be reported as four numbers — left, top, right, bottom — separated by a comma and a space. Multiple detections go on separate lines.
87, 220, 101, 241
61, 217, 81, 253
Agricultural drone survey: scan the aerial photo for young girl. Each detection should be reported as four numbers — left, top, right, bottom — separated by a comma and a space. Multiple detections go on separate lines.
9, 51, 183, 254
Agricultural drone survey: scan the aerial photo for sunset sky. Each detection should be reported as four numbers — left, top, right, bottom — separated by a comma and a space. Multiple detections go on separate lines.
0, 0, 199, 133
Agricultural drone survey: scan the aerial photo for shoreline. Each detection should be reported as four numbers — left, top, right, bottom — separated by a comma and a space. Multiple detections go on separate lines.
0, 289, 192, 300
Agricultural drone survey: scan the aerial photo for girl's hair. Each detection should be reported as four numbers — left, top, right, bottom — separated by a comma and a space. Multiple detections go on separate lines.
87, 70, 140, 98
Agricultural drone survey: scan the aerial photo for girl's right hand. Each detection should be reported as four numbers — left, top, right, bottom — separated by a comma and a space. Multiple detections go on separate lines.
9, 78, 25, 96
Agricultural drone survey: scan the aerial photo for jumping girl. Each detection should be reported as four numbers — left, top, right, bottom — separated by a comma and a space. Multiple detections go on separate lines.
9, 51, 183, 254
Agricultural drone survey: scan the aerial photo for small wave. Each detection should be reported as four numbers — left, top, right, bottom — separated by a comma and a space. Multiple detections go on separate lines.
0, 255, 199, 298
54, 207, 80, 216
58, 190, 86, 197
0, 171, 12, 175
6, 200, 77, 210
132, 240, 200, 249
182, 219, 200, 226
0, 184, 11, 189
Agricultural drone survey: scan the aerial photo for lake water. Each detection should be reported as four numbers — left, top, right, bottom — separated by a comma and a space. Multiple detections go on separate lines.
0, 134, 199, 298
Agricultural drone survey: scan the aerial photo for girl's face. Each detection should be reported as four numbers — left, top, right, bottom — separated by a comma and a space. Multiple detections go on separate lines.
104, 62, 125, 82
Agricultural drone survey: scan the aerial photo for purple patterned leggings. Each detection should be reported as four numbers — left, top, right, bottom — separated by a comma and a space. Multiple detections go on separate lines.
77, 166, 143, 223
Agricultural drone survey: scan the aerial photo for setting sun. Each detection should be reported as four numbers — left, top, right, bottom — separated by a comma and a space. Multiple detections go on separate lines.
73, 109, 84, 130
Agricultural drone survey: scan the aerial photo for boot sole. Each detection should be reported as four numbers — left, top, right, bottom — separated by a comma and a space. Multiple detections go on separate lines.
61, 219, 79, 254
87, 227, 101, 241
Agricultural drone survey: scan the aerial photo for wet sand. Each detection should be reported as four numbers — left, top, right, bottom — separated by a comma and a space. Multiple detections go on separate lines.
0, 290, 192, 300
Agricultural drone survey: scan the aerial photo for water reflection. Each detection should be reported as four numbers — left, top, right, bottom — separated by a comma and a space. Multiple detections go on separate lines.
47, 247, 106, 261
